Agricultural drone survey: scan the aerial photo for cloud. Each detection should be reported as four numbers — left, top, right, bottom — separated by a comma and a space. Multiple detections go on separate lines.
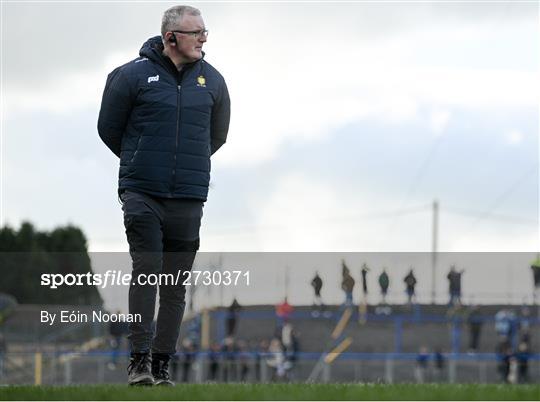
4, 2, 537, 170
3, 51, 135, 118
3, 3, 538, 251
429, 109, 452, 135
201, 169, 538, 252
448, 226, 538, 252
254, 173, 347, 251
2, 3, 160, 89
506, 129, 524, 145
200, 172, 373, 251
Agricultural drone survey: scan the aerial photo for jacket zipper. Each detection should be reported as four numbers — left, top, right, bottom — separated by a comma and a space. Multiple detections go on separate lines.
130, 136, 142, 163
170, 84, 181, 195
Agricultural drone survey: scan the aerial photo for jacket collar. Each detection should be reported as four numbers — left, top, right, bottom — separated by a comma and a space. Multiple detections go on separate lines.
139, 35, 204, 72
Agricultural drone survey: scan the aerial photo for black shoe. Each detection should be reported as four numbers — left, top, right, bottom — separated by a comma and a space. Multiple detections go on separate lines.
128, 353, 154, 386
152, 354, 174, 386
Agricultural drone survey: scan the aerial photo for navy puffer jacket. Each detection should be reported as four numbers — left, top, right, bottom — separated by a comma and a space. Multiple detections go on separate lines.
98, 36, 230, 200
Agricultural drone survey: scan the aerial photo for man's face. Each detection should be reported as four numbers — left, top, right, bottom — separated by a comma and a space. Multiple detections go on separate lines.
173, 14, 207, 63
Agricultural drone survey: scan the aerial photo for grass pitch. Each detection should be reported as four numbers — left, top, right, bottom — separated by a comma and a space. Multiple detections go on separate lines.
1, 383, 539, 401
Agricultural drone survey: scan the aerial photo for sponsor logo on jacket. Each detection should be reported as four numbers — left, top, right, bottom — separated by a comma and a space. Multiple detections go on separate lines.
197, 75, 206, 87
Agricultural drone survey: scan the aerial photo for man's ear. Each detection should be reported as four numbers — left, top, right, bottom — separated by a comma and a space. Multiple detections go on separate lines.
167, 32, 177, 45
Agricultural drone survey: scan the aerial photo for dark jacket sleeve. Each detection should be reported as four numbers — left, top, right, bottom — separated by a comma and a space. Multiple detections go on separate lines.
210, 78, 230, 155
97, 68, 134, 158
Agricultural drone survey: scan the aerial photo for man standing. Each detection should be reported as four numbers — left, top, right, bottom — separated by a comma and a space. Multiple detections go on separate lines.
98, 5, 230, 386
467, 305, 483, 352
226, 298, 241, 337
341, 261, 355, 306
310, 271, 323, 316
404, 269, 417, 305
447, 266, 464, 306
378, 269, 389, 304
276, 297, 294, 328
360, 263, 369, 296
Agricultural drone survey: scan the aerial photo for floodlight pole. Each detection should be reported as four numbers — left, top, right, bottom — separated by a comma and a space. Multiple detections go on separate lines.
431, 200, 439, 304
285, 266, 290, 299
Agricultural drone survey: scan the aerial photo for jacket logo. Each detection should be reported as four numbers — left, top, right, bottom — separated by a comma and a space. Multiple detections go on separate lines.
147, 74, 159, 83
197, 75, 206, 87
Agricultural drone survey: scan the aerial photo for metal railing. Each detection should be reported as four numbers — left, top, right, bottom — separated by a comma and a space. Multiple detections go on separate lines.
1, 351, 538, 385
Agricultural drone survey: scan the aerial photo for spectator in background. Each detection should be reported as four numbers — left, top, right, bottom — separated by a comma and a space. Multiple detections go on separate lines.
518, 306, 531, 345
310, 272, 324, 317
361, 264, 370, 297
467, 305, 483, 353
447, 266, 464, 306
496, 337, 512, 383
208, 342, 221, 382
495, 309, 517, 342
276, 298, 294, 329
286, 327, 300, 381
281, 322, 300, 365
108, 310, 128, 370
237, 339, 250, 382
404, 269, 417, 305
180, 338, 196, 383
415, 346, 430, 383
226, 298, 241, 337
267, 337, 292, 381
433, 348, 445, 382
378, 269, 390, 304
281, 322, 294, 353
287, 328, 300, 365
221, 336, 237, 382
255, 339, 269, 382
341, 261, 355, 306
516, 341, 530, 383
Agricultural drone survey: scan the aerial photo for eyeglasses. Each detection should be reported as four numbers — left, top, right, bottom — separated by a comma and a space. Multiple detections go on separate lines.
171, 29, 209, 38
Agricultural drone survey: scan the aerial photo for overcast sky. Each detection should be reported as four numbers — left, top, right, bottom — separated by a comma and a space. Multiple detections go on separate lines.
1, 1, 539, 306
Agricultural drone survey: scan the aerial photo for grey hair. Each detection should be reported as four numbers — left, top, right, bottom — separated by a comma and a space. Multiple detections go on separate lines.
161, 5, 201, 37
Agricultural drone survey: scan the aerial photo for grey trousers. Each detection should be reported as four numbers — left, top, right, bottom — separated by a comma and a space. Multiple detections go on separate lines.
120, 190, 203, 356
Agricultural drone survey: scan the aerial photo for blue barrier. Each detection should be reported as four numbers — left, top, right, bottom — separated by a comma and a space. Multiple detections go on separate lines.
211, 308, 538, 355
